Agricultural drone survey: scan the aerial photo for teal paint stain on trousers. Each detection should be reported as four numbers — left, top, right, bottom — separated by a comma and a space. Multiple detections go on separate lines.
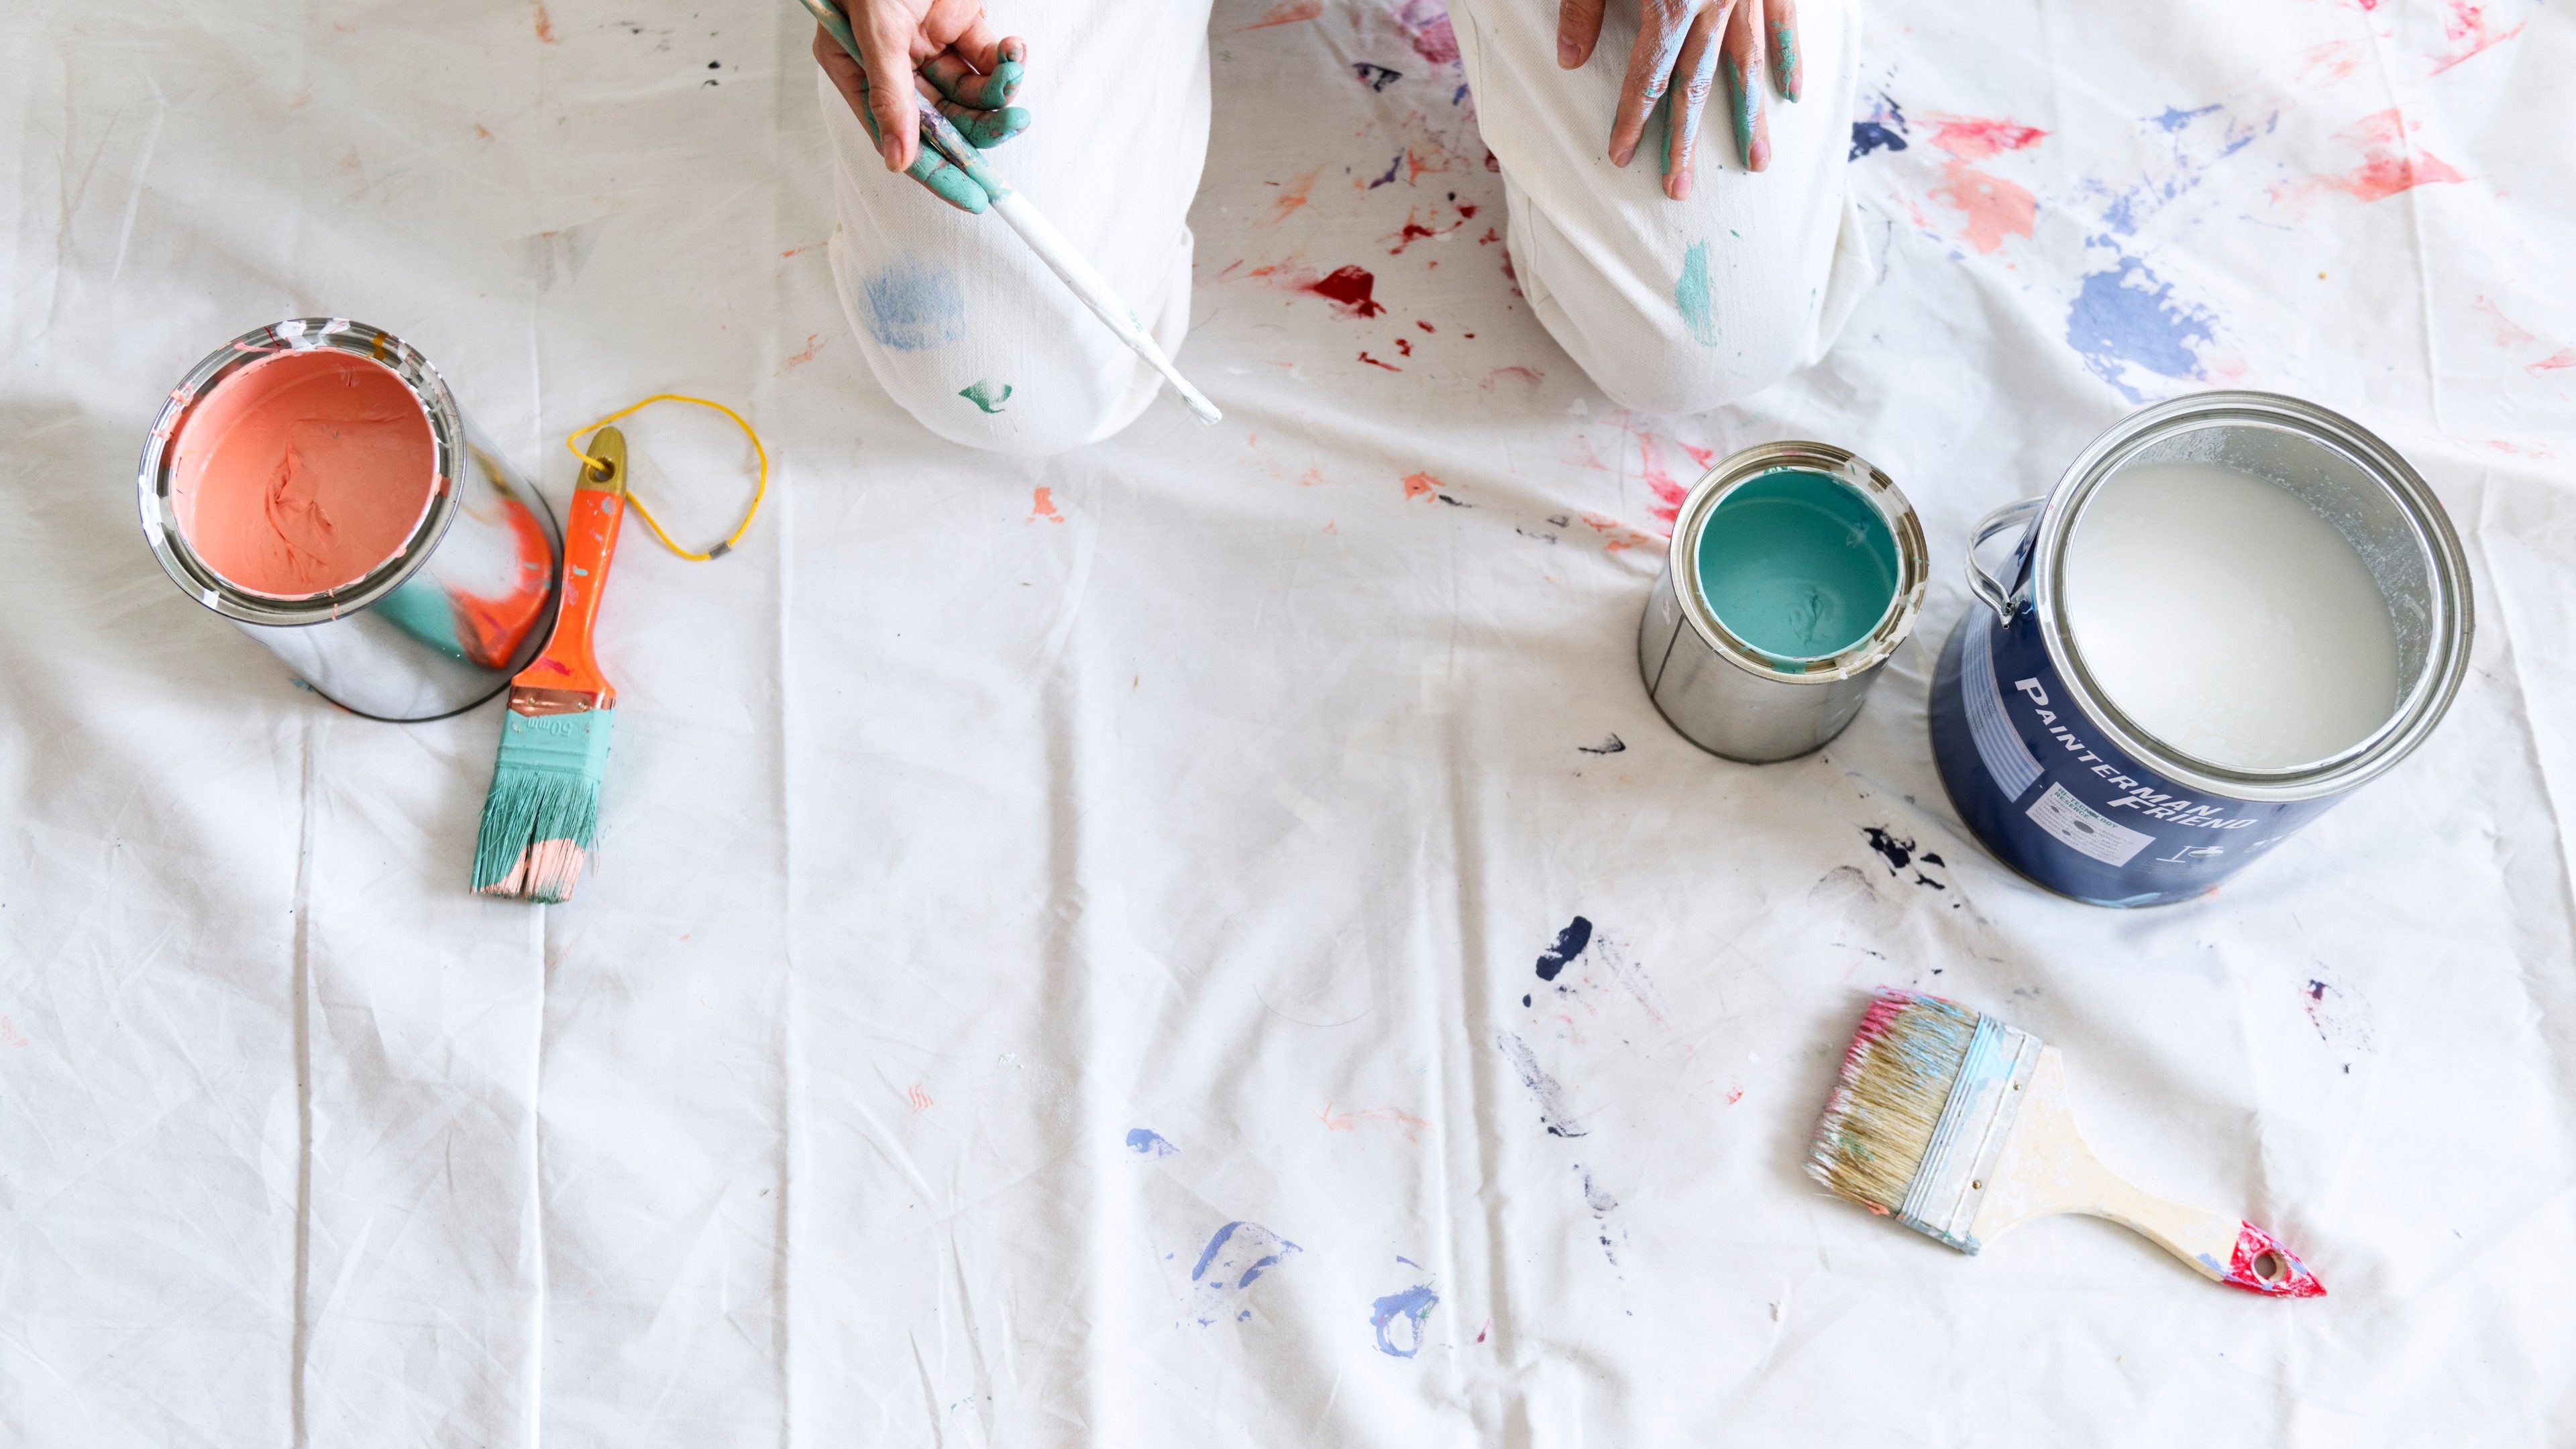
958, 378, 1013, 413
1676, 240, 1722, 347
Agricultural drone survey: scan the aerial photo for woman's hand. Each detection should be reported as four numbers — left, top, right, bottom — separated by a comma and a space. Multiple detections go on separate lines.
1557, 0, 1801, 200
813, 0, 1031, 212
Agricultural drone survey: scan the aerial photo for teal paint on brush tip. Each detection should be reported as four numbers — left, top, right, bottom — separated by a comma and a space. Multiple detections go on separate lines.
1694, 469, 1900, 661
473, 708, 614, 902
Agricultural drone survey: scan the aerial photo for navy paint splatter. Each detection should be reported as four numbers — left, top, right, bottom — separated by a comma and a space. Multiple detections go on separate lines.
1125, 1128, 1178, 1157
1578, 735, 1627, 755
861, 256, 966, 352
1862, 827, 1915, 874
1354, 62, 1403, 91
1850, 95, 1909, 160
1370, 1285, 1440, 1358
1536, 916, 1592, 980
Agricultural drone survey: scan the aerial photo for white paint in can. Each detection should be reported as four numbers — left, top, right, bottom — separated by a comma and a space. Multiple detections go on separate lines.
2064, 462, 2400, 771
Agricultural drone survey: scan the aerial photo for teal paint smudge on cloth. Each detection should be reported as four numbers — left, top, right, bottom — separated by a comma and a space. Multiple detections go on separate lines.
862, 256, 967, 352
959, 378, 1013, 413
1674, 240, 1722, 347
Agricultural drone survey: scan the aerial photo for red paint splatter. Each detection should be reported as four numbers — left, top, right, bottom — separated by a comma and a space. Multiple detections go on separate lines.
1475, 1319, 1490, 1343
2221, 1221, 2326, 1297
1639, 436, 1688, 525
781, 333, 823, 370
2309, 109, 2467, 203
1395, 0, 1460, 66
1028, 487, 1063, 523
906, 1083, 935, 1112
1477, 227, 1499, 245
1680, 443, 1718, 469
1240, 0, 1322, 28
1417, 320, 1436, 332
2528, 349, 2576, 376
1403, 472, 1440, 499
1456, 203, 1478, 218
2428, 0, 2525, 74
1309, 265, 1387, 316
1725, 1085, 1745, 1105
1921, 113, 2047, 162
1395, 337, 1413, 356
1389, 220, 1446, 255
1360, 351, 1403, 372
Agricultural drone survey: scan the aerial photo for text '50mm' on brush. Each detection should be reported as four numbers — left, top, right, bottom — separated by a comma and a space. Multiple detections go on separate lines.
1807, 989, 2326, 1297
472, 427, 631, 903
796, 0, 1223, 425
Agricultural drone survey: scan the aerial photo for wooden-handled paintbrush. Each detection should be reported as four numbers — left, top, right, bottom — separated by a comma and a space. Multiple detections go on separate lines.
471, 427, 630, 903
1807, 989, 2326, 1297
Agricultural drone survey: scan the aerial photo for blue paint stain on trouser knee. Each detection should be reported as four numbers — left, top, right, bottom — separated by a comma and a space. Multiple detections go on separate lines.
863, 256, 966, 352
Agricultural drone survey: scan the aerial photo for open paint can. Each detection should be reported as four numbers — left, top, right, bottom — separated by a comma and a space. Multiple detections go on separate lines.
1928, 391, 2472, 906
138, 319, 561, 721
1638, 441, 1928, 763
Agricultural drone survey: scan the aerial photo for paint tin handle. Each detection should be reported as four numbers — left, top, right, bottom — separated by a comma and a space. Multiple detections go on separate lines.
1967, 496, 2045, 623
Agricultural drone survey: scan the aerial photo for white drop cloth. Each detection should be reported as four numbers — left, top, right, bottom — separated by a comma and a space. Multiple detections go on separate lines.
3, 0, 2574, 1444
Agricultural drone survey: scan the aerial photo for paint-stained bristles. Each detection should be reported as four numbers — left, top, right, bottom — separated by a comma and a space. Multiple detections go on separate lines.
1806, 989, 1982, 1215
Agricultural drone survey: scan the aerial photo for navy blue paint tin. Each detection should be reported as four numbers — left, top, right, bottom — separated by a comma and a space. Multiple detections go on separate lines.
1929, 393, 2472, 907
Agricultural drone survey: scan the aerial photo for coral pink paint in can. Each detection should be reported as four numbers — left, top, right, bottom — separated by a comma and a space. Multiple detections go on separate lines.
140, 319, 561, 721
166, 347, 441, 598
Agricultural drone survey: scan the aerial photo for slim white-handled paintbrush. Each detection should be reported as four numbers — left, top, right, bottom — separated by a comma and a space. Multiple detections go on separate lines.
798, 0, 1223, 425
1807, 989, 2325, 1297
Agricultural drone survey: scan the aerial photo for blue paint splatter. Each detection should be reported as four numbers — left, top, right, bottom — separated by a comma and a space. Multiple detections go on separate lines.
861, 256, 965, 352
1674, 243, 1721, 348
1185, 1221, 1301, 1326
1369, 1284, 1439, 1358
1354, 62, 1403, 91
1850, 94, 1909, 160
2065, 246, 2214, 402
2151, 103, 2222, 133
1368, 153, 1403, 188
1125, 1128, 1178, 1157
1536, 916, 1593, 981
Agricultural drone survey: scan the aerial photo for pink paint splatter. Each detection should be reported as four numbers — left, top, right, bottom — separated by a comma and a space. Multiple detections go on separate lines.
1319, 1102, 1431, 1142
1639, 435, 1687, 525
1922, 115, 2048, 162
1240, 0, 1322, 29
2427, 0, 2525, 74
2526, 349, 2576, 376
2302, 108, 2467, 203
906, 1083, 935, 1113
1263, 166, 1324, 226
1028, 487, 1063, 523
781, 332, 823, 370
1725, 1084, 1744, 1106
1917, 113, 2047, 254
1395, 0, 1460, 66
1403, 471, 1440, 500
1481, 365, 1543, 390
2295, 40, 2365, 86
2474, 295, 2537, 347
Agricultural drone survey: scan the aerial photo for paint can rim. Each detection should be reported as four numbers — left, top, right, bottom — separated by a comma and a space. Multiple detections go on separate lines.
1666, 441, 1929, 686
137, 317, 469, 627
2021, 390, 2473, 802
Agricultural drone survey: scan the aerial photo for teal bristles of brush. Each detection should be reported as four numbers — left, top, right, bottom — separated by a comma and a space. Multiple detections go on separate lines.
472, 427, 631, 902
1806, 988, 2328, 1297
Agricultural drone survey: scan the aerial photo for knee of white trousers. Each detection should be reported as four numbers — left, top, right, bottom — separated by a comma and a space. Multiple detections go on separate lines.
1515, 231, 1823, 417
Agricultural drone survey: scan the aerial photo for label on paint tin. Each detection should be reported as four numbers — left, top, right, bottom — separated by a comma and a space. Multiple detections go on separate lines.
2025, 783, 2155, 866
1964, 616, 2045, 799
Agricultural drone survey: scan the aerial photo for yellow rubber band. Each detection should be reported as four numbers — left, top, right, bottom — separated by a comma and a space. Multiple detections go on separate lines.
561, 393, 769, 561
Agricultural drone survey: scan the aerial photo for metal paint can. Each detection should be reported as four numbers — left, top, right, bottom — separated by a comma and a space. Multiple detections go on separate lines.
138, 318, 561, 722
1928, 391, 2472, 906
1638, 441, 1929, 763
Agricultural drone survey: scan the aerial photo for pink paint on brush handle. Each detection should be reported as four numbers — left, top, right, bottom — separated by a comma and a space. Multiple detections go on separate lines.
2221, 1221, 2326, 1298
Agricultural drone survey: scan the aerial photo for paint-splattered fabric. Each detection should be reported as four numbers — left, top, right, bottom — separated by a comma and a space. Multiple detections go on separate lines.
7, 0, 2576, 1446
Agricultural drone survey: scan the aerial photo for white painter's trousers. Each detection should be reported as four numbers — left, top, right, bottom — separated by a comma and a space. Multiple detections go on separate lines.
820, 0, 1871, 455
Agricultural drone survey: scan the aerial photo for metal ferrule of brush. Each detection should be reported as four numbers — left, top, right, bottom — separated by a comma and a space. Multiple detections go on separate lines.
1896, 1016, 2045, 1252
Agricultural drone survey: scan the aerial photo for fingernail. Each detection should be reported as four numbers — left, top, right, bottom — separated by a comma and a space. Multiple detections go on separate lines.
877, 131, 904, 170
1671, 168, 1693, 201
1612, 141, 1635, 168
1750, 131, 1770, 171
1559, 36, 1580, 66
